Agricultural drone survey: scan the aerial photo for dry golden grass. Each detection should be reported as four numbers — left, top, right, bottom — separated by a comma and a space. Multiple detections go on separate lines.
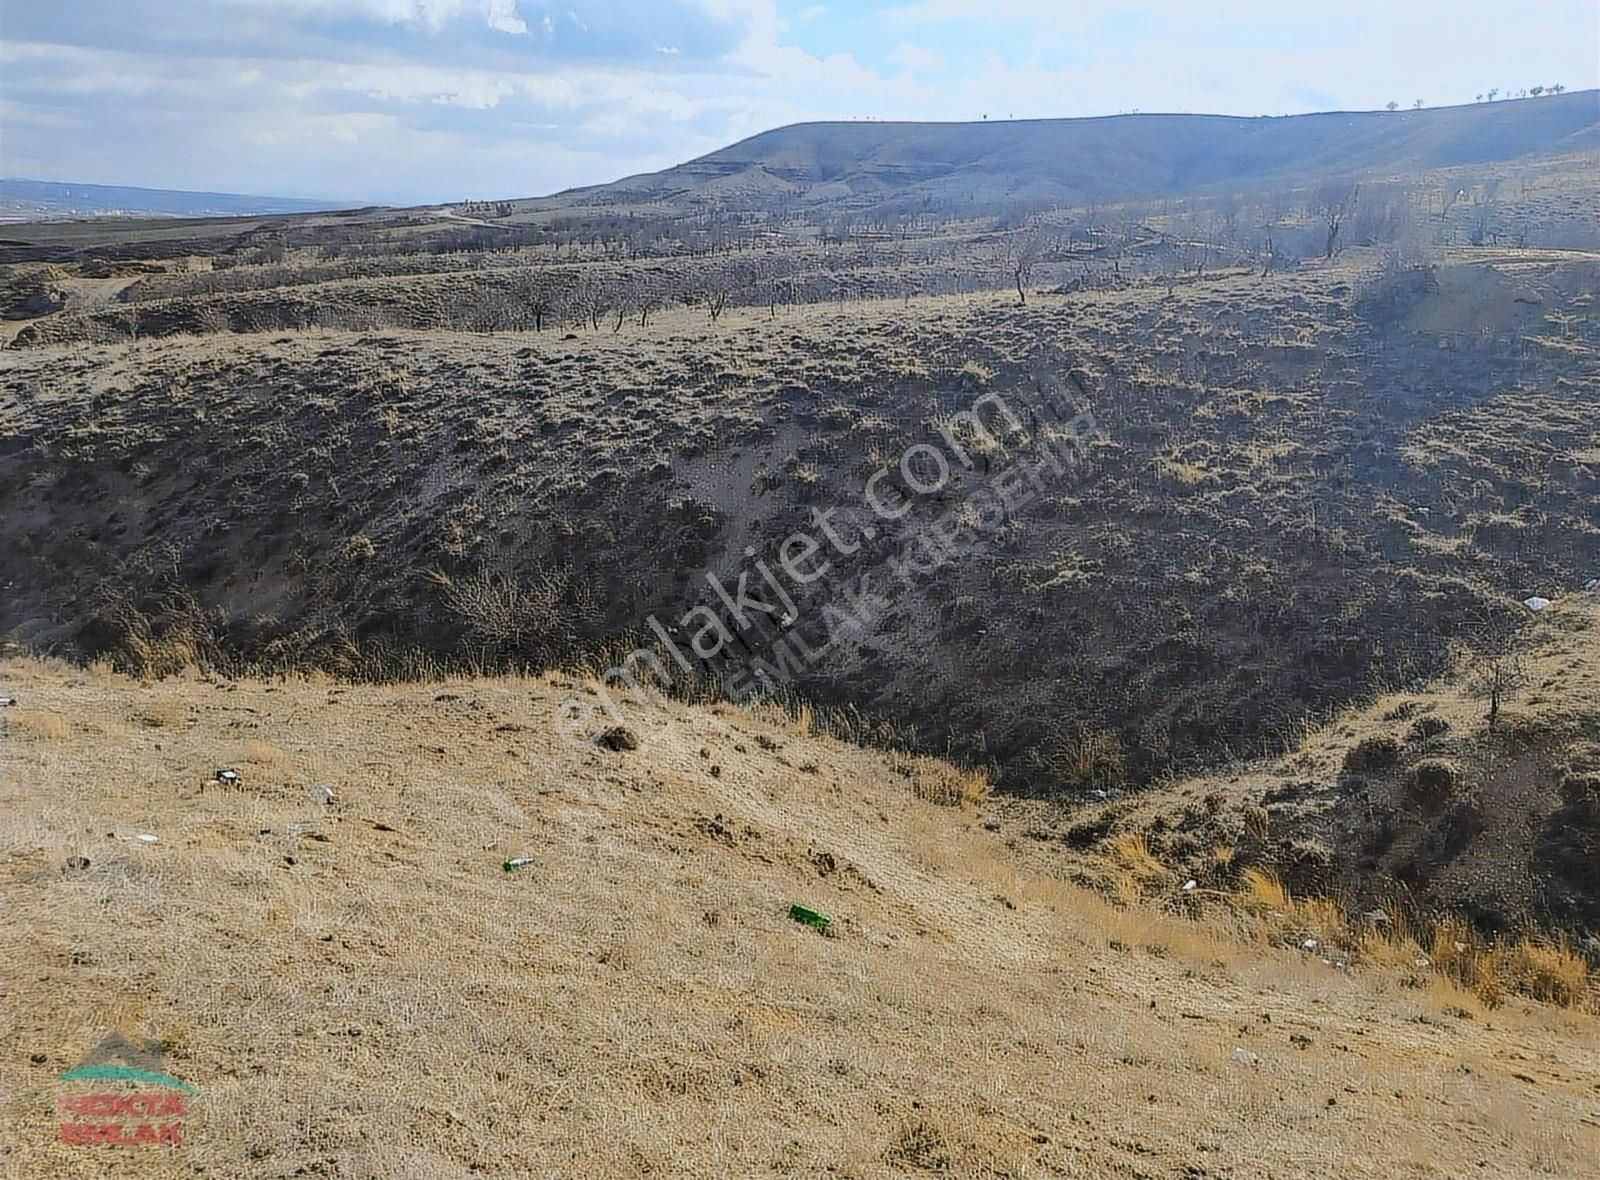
9, 708, 72, 741
2, 657, 1598, 1178
887, 751, 992, 809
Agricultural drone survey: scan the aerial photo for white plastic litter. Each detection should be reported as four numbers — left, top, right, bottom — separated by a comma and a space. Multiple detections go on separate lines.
1586, 579, 1599, 592
311, 784, 335, 805
118, 833, 158, 843
1523, 596, 1551, 612
1301, 938, 1319, 951
1363, 908, 1391, 924
1230, 1048, 1260, 1065
216, 768, 241, 786
0, 696, 16, 707
1182, 879, 1198, 892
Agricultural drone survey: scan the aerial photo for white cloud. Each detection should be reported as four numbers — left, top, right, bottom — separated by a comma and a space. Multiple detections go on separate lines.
888, 42, 945, 74
2, 0, 1595, 205
237, 0, 530, 34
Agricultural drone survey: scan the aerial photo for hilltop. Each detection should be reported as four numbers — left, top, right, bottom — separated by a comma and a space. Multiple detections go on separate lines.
567, 92, 1600, 212
2, 657, 1597, 1177
0, 179, 360, 224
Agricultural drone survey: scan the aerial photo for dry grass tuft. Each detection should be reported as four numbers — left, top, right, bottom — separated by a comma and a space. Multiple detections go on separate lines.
8, 709, 71, 741
890, 751, 991, 808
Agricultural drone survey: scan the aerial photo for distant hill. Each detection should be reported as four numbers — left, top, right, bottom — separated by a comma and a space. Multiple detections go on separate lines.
568, 91, 1600, 212
0, 178, 361, 222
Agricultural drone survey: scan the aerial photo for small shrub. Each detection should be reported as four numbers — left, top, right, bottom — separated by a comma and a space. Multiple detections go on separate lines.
1408, 758, 1462, 805
1406, 715, 1450, 743
1241, 804, 1272, 842
1063, 811, 1117, 849
1236, 867, 1292, 913
1381, 700, 1419, 722
1559, 773, 1599, 807
1036, 728, 1126, 792
1496, 937, 1593, 1008
1343, 733, 1402, 774
595, 725, 640, 752
955, 360, 993, 390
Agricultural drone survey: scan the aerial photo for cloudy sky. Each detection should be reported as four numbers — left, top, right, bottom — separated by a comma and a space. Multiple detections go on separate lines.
2, 0, 1596, 205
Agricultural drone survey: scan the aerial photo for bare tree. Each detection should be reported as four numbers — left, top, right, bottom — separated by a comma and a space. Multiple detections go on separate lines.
504, 270, 558, 331
1316, 178, 1360, 260
1470, 179, 1501, 246
1461, 610, 1531, 729
704, 279, 732, 322
1002, 222, 1048, 306
570, 274, 609, 331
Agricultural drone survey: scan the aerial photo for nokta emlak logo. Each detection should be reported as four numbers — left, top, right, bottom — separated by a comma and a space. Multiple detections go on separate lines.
56, 1031, 197, 1147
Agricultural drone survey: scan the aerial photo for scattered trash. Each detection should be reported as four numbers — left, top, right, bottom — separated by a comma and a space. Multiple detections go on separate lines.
65, 856, 90, 871
788, 903, 830, 932
502, 857, 534, 872
1181, 879, 1198, 893
0, 696, 16, 707
1522, 596, 1551, 613
1362, 908, 1391, 924
215, 768, 241, 786
1414, 956, 1431, 969
310, 784, 335, 805
1230, 1048, 1260, 1065
594, 725, 640, 752
118, 833, 158, 844
1301, 938, 1319, 951
1586, 578, 1599, 592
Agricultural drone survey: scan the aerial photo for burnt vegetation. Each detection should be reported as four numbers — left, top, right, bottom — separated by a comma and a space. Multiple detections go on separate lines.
2, 97, 1598, 942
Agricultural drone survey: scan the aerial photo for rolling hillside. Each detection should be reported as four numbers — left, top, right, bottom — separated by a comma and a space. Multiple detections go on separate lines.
572, 91, 1600, 211
0, 179, 361, 223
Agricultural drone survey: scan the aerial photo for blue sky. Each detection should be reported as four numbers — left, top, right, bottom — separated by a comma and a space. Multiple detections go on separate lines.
1, 0, 1595, 204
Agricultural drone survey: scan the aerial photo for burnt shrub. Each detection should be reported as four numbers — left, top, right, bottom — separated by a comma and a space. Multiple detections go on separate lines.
1408, 758, 1462, 805
1406, 715, 1451, 744
1344, 734, 1402, 775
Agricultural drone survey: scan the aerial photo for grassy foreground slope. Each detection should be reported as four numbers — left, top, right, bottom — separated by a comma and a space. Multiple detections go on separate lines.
2, 660, 1597, 1178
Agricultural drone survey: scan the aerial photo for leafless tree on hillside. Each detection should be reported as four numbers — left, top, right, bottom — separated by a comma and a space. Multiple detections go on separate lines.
1317, 178, 1360, 259
1470, 179, 1502, 246
1003, 223, 1048, 306
704, 278, 733, 322
1461, 610, 1531, 730
504, 270, 558, 331
570, 274, 609, 331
